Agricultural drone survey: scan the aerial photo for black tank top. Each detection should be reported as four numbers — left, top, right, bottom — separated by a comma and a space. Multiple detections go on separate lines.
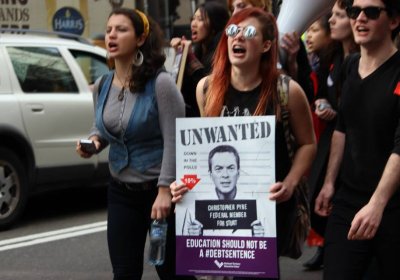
221, 84, 262, 116
220, 83, 290, 182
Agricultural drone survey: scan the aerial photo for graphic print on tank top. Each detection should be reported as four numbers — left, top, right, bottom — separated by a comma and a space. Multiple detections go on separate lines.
221, 84, 262, 116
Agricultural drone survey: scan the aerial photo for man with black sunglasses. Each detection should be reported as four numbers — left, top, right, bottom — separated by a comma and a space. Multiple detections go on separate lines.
346, 5, 387, 20
314, 0, 400, 279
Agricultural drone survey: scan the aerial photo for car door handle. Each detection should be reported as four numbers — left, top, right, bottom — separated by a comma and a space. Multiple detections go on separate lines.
27, 104, 44, 113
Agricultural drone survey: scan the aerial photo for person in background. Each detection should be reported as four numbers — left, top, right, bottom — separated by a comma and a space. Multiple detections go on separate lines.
315, 0, 400, 278
170, 2, 229, 117
305, 13, 335, 104
303, 12, 337, 270
229, 0, 272, 13
171, 7, 316, 279
304, 0, 358, 270
304, 0, 359, 270
76, 8, 195, 280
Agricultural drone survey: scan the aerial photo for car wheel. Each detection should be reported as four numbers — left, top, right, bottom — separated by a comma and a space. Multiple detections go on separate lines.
0, 148, 28, 230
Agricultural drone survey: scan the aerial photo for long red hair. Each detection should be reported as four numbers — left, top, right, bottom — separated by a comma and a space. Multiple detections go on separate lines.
204, 7, 280, 117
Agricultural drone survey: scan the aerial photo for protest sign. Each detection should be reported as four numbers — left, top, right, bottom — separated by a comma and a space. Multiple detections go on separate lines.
176, 116, 278, 278
170, 40, 191, 90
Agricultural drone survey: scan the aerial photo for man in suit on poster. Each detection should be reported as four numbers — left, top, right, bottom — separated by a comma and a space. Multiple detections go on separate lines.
182, 145, 265, 236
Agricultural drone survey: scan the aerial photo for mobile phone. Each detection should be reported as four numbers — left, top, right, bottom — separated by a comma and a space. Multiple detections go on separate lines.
79, 139, 97, 154
318, 103, 331, 111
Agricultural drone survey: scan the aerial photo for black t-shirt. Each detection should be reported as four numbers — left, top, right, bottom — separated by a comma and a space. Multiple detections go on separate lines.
335, 51, 400, 208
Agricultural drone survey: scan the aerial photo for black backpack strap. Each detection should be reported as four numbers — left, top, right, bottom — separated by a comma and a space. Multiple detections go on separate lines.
277, 74, 295, 161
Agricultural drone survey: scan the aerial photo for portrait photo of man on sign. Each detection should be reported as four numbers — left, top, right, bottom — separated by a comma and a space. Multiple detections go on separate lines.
181, 145, 266, 237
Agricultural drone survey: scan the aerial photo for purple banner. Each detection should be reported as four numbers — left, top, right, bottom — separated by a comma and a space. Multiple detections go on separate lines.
176, 236, 278, 278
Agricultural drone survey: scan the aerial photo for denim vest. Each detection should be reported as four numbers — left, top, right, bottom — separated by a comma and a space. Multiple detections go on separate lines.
96, 72, 163, 174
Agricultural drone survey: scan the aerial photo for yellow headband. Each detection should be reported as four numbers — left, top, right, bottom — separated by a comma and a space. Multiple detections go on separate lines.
135, 9, 150, 38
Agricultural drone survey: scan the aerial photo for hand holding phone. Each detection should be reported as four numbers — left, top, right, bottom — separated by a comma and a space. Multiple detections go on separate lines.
79, 139, 97, 154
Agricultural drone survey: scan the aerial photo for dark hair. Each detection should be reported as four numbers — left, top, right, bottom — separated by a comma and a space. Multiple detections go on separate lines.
383, 0, 400, 39
198, 2, 230, 36
337, 0, 352, 9
208, 145, 240, 172
193, 2, 230, 70
320, 13, 332, 35
108, 8, 166, 92
315, 13, 339, 69
382, 0, 400, 15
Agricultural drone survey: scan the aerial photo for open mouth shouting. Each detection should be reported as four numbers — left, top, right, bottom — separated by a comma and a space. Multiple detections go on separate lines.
108, 41, 118, 53
191, 29, 198, 41
233, 44, 246, 54
354, 24, 370, 36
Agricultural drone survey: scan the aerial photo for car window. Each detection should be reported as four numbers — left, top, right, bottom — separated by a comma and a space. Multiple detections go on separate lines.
7, 46, 79, 93
69, 49, 109, 84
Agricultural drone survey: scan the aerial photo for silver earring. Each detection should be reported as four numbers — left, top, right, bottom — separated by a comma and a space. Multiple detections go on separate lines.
133, 50, 143, 66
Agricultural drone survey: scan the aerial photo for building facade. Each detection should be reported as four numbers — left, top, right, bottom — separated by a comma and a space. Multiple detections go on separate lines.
0, 0, 213, 41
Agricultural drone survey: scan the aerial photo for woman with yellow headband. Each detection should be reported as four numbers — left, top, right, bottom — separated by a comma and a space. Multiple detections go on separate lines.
76, 8, 196, 280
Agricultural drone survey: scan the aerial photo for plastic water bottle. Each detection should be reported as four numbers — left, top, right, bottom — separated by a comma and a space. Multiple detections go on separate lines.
148, 219, 167, 265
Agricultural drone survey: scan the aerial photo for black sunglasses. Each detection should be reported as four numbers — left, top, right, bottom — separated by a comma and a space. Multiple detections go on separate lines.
346, 6, 387, 20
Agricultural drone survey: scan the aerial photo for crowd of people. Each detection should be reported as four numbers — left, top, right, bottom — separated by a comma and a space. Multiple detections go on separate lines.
76, 0, 400, 279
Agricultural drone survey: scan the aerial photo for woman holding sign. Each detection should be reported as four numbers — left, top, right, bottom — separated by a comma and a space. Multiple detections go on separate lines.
171, 7, 316, 279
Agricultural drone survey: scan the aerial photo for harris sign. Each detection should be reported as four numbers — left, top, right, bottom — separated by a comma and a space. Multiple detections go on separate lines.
52, 7, 84, 35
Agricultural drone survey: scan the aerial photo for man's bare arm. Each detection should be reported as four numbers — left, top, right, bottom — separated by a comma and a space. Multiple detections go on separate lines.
315, 130, 345, 216
348, 153, 400, 240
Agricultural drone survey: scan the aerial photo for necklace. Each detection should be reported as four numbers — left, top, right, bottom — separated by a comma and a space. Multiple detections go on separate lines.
115, 71, 129, 101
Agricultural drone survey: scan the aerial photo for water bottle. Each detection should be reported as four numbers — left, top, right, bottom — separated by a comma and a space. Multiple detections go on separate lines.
148, 219, 168, 265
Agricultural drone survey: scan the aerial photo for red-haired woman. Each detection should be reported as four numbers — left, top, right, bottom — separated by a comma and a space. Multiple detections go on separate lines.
171, 7, 316, 279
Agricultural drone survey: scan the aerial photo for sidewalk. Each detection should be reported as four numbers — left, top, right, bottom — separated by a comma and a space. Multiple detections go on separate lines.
280, 245, 323, 280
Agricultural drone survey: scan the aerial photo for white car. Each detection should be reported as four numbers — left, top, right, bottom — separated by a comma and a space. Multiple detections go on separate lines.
0, 31, 110, 229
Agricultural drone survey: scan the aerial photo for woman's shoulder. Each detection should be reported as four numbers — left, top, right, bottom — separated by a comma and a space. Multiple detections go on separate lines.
153, 70, 184, 104
196, 76, 210, 98
195, 75, 211, 116
154, 71, 179, 92
155, 70, 174, 84
198, 76, 209, 90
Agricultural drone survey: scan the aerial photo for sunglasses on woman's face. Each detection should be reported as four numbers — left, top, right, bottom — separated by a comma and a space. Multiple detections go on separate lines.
345, 6, 387, 20
225, 24, 257, 39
